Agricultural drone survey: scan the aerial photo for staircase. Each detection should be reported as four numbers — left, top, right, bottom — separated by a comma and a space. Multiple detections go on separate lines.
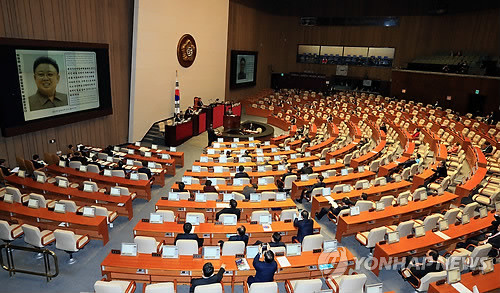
141, 123, 164, 146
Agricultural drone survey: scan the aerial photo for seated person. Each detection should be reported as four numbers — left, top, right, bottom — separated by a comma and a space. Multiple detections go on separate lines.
397, 154, 421, 170
88, 155, 104, 171
215, 199, 241, 221
70, 152, 88, 164
482, 141, 493, 156
292, 210, 313, 243
242, 183, 258, 200
174, 181, 187, 192
203, 180, 218, 193
253, 232, 286, 248
175, 222, 204, 247
448, 142, 460, 154
302, 135, 311, 144
297, 162, 313, 175
31, 154, 47, 169
228, 225, 249, 246
280, 166, 296, 182
174, 112, 183, 123
242, 150, 252, 158
411, 128, 421, 140
184, 107, 194, 120
138, 161, 152, 179
190, 262, 226, 293
0, 159, 12, 176
247, 249, 278, 286
316, 197, 354, 220
234, 165, 249, 178
401, 249, 444, 287
296, 175, 325, 203
276, 179, 285, 192
426, 160, 447, 186
113, 161, 125, 171
457, 219, 500, 258
379, 122, 387, 133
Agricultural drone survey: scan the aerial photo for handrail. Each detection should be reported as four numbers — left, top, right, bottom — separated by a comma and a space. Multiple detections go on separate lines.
0, 243, 59, 282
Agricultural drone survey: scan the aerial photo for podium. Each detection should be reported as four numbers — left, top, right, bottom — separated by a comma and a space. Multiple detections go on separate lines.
223, 115, 241, 130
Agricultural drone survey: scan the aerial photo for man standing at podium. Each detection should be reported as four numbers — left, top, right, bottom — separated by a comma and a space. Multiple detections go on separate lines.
207, 125, 219, 147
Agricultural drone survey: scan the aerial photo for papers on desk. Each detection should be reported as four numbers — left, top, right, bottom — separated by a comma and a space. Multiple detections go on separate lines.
58, 222, 67, 227
117, 203, 125, 207
276, 256, 291, 267
262, 224, 272, 232
235, 258, 250, 270
434, 231, 451, 240
451, 283, 473, 293
124, 166, 133, 170
229, 172, 235, 177
11, 167, 19, 173
216, 203, 230, 209
324, 196, 338, 209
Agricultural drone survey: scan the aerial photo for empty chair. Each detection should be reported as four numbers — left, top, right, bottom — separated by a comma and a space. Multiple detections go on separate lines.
178, 192, 191, 200
355, 180, 370, 190
279, 209, 298, 221
245, 281, 278, 293
235, 178, 250, 185
194, 283, 223, 293
285, 279, 323, 293
232, 192, 245, 201
250, 211, 271, 224
186, 212, 206, 224
0, 220, 23, 242
69, 161, 81, 169
156, 210, 176, 222
301, 234, 324, 252
386, 220, 414, 238
5, 186, 24, 203
326, 273, 367, 293
284, 175, 297, 190
403, 271, 447, 292
204, 193, 219, 201
87, 164, 100, 174
22, 224, 55, 255
261, 192, 276, 201
428, 176, 451, 195
114, 186, 137, 200
378, 195, 395, 207
445, 250, 468, 272
473, 189, 500, 206
144, 282, 176, 293
440, 208, 460, 225
54, 229, 89, 264
222, 241, 245, 256
176, 239, 198, 255
25, 193, 56, 208
112, 170, 125, 178
134, 236, 163, 254
411, 187, 427, 201
354, 200, 375, 212
457, 202, 479, 220
58, 200, 80, 213
83, 181, 99, 192
396, 191, 411, 204
450, 244, 492, 270
413, 214, 441, 232
94, 280, 136, 293
356, 227, 387, 251
92, 206, 118, 225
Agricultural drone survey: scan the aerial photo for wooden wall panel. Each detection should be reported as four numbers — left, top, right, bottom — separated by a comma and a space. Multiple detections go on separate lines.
226, 1, 500, 100
0, 0, 133, 167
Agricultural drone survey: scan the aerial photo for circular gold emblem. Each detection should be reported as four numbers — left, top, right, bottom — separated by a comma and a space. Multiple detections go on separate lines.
177, 34, 197, 68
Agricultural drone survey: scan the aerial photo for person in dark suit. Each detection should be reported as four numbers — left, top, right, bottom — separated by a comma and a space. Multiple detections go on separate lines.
302, 135, 311, 144
247, 249, 278, 286
174, 182, 187, 192
234, 165, 249, 178
426, 160, 447, 185
292, 210, 314, 243
316, 197, 354, 220
298, 162, 313, 175
190, 262, 226, 293
379, 122, 387, 133
69, 152, 88, 164
31, 154, 46, 169
401, 249, 444, 287
228, 225, 249, 246
268, 232, 286, 248
207, 125, 218, 147
113, 161, 125, 171
0, 159, 12, 176
296, 175, 326, 203
482, 141, 493, 156
397, 154, 421, 170
242, 183, 258, 200
280, 166, 296, 182
88, 155, 104, 171
203, 180, 218, 193
175, 222, 204, 247
184, 107, 194, 120
215, 199, 241, 221
138, 161, 152, 179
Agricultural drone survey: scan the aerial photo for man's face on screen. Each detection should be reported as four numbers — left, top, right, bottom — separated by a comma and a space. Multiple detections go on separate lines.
34, 63, 60, 97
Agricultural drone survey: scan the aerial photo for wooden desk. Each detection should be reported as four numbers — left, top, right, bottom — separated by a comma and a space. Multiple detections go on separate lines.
291, 171, 376, 200
455, 146, 488, 199
171, 183, 278, 193
5, 175, 133, 220
124, 154, 175, 177
336, 192, 458, 239
155, 198, 297, 222
311, 181, 412, 215
306, 137, 336, 154
127, 144, 184, 167
101, 248, 356, 290
412, 162, 439, 191
372, 211, 497, 275
325, 138, 361, 161
46, 165, 152, 201
0, 201, 109, 244
428, 263, 500, 293
134, 220, 321, 245
350, 139, 386, 168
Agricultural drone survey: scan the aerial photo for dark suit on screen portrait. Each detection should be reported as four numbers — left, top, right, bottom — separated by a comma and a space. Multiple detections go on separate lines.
28, 91, 68, 111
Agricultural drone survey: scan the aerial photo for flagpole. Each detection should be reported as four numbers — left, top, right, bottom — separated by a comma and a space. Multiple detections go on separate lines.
174, 70, 180, 114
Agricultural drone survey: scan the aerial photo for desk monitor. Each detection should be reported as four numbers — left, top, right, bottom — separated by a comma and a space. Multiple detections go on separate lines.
400, 197, 408, 206
121, 243, 137, 257
161, 154, 170, 160
274, 155, 280, 161
126, 159, 134, 166
83, 183, 94, 192
110, 187, 121, 196
28, 198, 39, 209
322, 187, 331, 196
127, 149, 134, 155
314, 161, 321, 167
414, 225, 425, 238
147, 162, 155, 169
233, 178, 243, 186
250, 193, 261, 202
358, 166, 366, 173
362, 182, 370, 189
481, 258, 494, 274
330, 158, 336, 164
186, 214, 200, 226
305, 152, 311, 157
170, 147, 177, 152
207, 148, 215, 155
214, 166, 223, 173
438, 219, 449, 231
162, 245, 178, 259
249, 143, 255, 148
54, 203, 66, 213
276, 192, 286, 201
182, 176, 192, 185
219, 156, 227, 163
365, 283, 383, 293
200, 156, 209, 163
350, 206, 360, 216
113, 146, 120, 152
271, 147, 277, 153
149, 213, 163, 224
340, 169, 348, 176
258, 177, 266, 185
479, 207, 488, 218
36, 175, 45, 183
387, 231, 400, 244
495, 202, 500, 212
104, 169, 112, 177
461, 214, 470, 224
58, 179, 68, 188
342, 185, 351, 193
83, 207, 96, 217
323, 239, 338, 252
217, 138, 224, 143
286, 243, 302, 256
256, 149, 263, 155
58, 160, 66, 168
144, 152, 152, 158
446, 268, 461, 284
264, 141, 270, 146
18, 170, 26, 178
257, 166, 266, 173
192, 165, 201, 172
297, 162, 304, 169
203, 246, 220, 259
223, 193, 235, 202
239, 157, 246, 163
259, 214, 272, 225
376, 202, 385, 211
195, 193, 206, 202
420, 192, 428, 201
79, 165, 87, 173
168, 192, 179, 201
300, 174, 309, 181
213, 143, 220, 149
233, 138, 239, 142
256, 156, 264, 163
151, 144, 158, 150
106, 156, 113, 163
3, 194, 14, 204
135, 142, 141, 146
130, 173, 139, 180
285, 146, 291, 151
246, 245, 259, 258
290, 154, 297, 159
223, 215, 237, 226
231, 143, 238, 148
278, 164, 286, 171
